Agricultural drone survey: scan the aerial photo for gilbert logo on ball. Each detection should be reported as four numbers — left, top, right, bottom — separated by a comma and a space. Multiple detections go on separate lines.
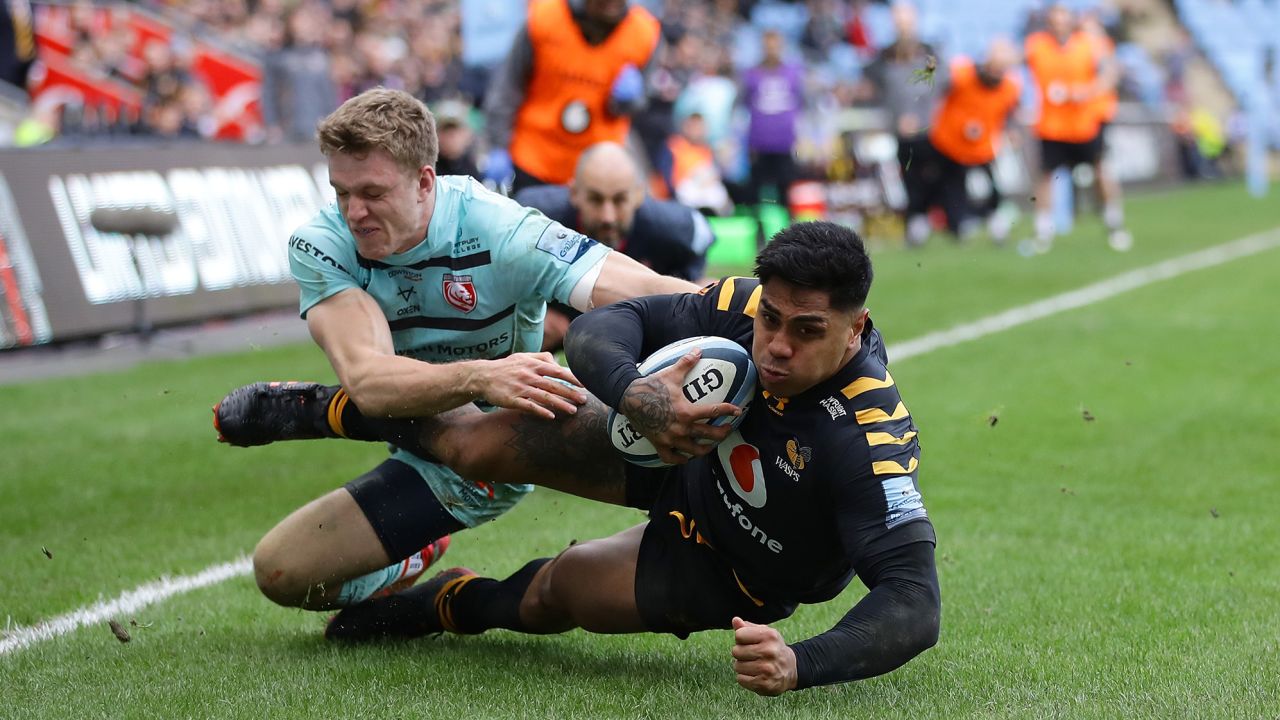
608, 336, 757, 467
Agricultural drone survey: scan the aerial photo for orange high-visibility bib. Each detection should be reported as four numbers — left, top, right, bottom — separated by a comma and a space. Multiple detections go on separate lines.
928, 57, 1021, 165
667, 134, 716, 188
1025, 30, 1103, 142
510, 0, 660, 184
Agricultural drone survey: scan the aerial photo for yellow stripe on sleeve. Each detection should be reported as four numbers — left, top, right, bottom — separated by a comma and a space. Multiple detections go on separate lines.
715, 277, 738, 311
841, 371, 895, 399
854, 402, 909, 425
866, 430, 918, 446
743, 285, 762, 317
872, 456, 919, 475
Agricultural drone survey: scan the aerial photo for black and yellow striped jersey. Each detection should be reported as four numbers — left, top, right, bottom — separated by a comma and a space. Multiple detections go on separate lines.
568, 276, 934, 604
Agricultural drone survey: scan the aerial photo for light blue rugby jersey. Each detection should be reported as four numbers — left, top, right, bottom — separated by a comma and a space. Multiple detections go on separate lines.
286, 175, 611, 526
290, 175, 609, 358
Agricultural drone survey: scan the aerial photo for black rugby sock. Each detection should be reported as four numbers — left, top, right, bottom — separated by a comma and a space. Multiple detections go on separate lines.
328, 387, 425, 448
446, 558, 552, 634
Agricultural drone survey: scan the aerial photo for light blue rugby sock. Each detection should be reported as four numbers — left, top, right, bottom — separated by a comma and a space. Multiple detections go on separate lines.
335, 562, 403, 606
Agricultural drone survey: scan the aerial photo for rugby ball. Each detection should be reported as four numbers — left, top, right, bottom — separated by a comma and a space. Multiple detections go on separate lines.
607, 336, 756, 467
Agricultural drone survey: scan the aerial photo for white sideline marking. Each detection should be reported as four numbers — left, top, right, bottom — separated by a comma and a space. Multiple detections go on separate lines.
4, 227, 1279, 657
0, 557, 251, 656
888, 229, 1280, 361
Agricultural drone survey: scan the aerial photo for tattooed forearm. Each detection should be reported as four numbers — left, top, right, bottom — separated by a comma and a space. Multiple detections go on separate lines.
619, 377, 673, 435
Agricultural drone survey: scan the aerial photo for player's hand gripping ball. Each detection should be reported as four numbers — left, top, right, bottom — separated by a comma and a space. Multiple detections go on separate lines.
608, 336, 756, 467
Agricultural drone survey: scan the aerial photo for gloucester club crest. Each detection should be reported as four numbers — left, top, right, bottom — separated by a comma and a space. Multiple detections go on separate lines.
442, 273, 477, 313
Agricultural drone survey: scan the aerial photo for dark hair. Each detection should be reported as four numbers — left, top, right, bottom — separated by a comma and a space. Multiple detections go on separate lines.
754, 221, 873, 310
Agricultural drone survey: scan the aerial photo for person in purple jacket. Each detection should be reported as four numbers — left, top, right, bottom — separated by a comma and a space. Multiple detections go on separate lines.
740, 29, 806, 214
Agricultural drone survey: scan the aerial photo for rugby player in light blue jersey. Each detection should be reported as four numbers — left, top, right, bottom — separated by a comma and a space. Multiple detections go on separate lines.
213, 88, 697, 615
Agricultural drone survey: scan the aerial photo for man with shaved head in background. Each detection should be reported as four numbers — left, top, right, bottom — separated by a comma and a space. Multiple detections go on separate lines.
516, 142, 717, 350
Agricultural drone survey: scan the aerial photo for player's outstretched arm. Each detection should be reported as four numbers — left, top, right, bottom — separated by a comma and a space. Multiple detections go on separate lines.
784, 540, 941, 690
584, 252, 698, 311
309, 289, 585, 419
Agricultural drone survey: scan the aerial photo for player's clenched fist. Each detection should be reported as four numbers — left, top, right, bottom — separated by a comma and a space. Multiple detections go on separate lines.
730, 616, 798, 696
471, 352, 587, 419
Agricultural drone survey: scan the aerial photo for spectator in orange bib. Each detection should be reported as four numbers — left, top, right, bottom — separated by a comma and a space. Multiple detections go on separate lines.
922, 38, 1022, 242
482, 0, 662, 194
860, 2, 945, 247
663, 111, 733, 218
1024, 3, 1132, 252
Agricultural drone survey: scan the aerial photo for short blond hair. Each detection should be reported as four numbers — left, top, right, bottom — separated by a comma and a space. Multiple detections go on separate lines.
316, 88, 438, 171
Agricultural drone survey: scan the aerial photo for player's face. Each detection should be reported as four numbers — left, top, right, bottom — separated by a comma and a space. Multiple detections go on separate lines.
570, 167, 643, 248
1047, 6, 1074, 37
763, 31, 783, 62
752, 278, 867, 398
329, 148, 434, 260
584, 0, 628, 24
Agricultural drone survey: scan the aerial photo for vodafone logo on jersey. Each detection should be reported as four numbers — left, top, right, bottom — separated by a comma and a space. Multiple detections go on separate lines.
717, 431, 766, 508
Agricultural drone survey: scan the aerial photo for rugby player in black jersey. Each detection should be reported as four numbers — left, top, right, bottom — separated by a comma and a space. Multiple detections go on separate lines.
216, 221, 939, 694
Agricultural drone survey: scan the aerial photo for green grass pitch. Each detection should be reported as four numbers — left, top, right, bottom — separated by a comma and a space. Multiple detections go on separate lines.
2, 183, 1278, 719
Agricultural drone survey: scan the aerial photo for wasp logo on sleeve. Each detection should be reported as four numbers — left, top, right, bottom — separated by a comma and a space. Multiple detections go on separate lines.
717, 431, 766, 508
442, 274, 477, 313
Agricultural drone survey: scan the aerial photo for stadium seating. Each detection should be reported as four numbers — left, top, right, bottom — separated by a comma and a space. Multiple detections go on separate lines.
1173, 0, 1279, 145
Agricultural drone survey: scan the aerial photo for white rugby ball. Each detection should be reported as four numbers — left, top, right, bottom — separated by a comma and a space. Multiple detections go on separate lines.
608, 336, 756, 467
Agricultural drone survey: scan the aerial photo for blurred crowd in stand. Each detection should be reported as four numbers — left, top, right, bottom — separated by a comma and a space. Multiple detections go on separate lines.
4, 0, 1262, 247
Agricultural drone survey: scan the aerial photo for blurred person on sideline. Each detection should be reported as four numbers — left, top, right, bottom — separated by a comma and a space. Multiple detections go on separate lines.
632, 29, 700, 179
140, 38, 193, 107
860, 1, 944, 247
675, 43, 738, 156
515, 141, 716, 350
211, 89, 698, 622
433, 99, 483, 181
661, 110, 733, 217
482, 0, 662, 194
261, 4, 338, 143
1080, 9, 1118, 135
1024, 2, 1131, 253
920, 38, 1022, 243
740, 29, 805, 219
0, 0, 34, 88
